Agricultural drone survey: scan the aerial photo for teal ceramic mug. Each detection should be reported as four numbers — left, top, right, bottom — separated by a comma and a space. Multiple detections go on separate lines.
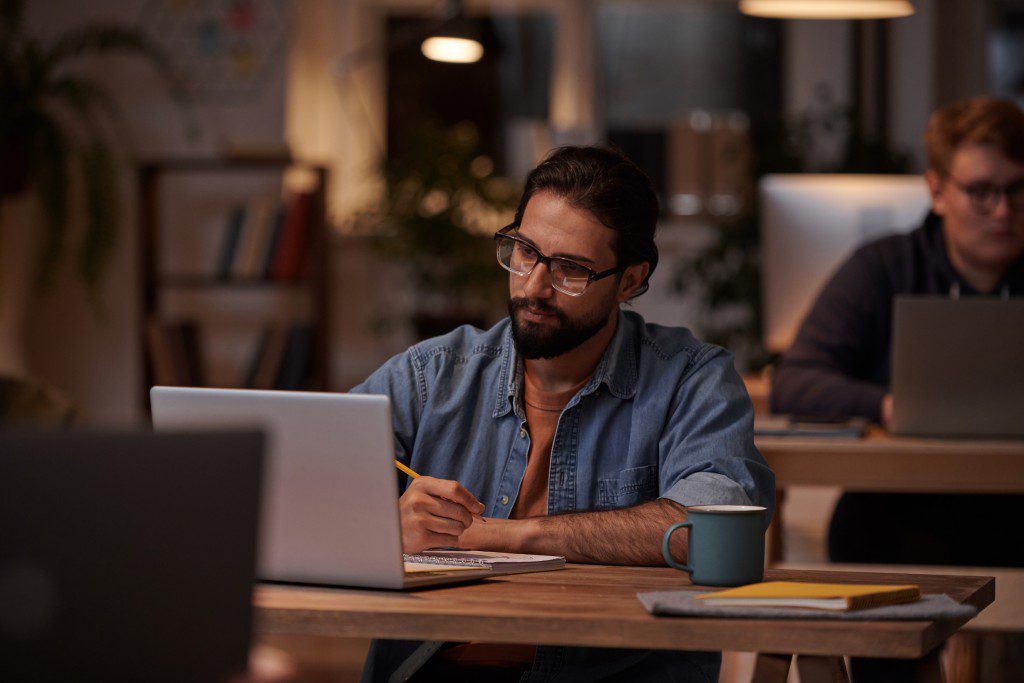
662, 505, 767, 586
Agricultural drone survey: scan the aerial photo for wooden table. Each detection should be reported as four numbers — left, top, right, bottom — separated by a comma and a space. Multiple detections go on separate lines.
254, 564, 993, 682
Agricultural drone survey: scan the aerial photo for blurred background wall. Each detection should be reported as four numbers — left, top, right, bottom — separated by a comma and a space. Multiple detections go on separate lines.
6, 0, 1013, 425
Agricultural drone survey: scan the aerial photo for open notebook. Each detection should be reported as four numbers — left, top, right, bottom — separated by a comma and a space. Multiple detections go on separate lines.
404, 550, 565, 574
151, 387, 566, 589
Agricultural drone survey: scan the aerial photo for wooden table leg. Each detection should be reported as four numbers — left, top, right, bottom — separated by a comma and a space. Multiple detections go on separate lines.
767, 487, 786, 566
751, 653, 792, 683
941, 632, 980, 683
794, 654, 850, 683
913, 647, 945, 683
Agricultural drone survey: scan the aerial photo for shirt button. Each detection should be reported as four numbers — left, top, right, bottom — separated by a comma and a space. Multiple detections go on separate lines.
500, 495, 510, 505
519, 427, 527, 438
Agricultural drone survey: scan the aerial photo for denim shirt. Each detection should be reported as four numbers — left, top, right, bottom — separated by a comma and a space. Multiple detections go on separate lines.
353, 310, 775, 683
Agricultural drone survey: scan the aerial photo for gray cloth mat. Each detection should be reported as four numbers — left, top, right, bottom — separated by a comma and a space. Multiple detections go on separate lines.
638, 590, 978, 620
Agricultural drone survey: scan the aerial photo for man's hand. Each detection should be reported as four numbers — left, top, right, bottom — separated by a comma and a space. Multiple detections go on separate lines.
399, 476, 485, 553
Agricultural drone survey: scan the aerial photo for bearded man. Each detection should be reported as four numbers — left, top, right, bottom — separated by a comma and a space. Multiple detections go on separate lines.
354, 145, 774, 683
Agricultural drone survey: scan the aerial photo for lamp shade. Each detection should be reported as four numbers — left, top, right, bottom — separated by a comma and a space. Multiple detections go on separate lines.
738, 0, 914, 19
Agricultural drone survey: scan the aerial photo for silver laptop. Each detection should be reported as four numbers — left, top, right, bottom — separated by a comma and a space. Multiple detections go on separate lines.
891, 297, 1024, 437
150, 387, 556, 589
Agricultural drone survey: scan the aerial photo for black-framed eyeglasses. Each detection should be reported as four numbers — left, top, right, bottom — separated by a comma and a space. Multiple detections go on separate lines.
947, 176, 1024, 215
493, 224, 623, 297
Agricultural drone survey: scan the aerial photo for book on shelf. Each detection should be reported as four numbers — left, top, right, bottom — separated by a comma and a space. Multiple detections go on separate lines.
213, 191, 314, 282
241, 324, 271, 389
270, 191, 313, 281
233, 194, 277, 279
215, 204, 246, 279
252, 326, 291, 389
177, 321, 205, 386
146, 319, 205, 387
240, 322, 316, 390
696, 581, 921, 611
146, 318, 179, 386
259, 206, 287, 278
274, 324, 316, 390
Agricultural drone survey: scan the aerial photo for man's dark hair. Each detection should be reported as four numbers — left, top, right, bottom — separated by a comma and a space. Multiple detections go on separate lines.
925, 96, 1024, 175
514, 145, 660, 298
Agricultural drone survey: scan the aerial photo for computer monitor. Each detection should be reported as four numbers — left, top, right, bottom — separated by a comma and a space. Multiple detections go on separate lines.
759, 174, 932, 353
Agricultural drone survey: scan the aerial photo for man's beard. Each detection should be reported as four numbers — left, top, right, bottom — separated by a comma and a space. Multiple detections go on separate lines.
509, 296, 613, 360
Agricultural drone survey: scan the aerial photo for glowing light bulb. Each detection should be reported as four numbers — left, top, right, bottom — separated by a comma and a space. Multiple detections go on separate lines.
421, 36, 484, 64
738, 0, 914, 19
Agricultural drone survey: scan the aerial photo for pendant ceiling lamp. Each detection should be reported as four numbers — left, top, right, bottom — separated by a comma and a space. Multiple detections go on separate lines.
421, 0, 484, 64
738, 0, 914, 19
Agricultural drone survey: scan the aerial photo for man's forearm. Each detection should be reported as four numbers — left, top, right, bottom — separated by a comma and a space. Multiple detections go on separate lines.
466, 498, 689, 566
771, 363, 886, 421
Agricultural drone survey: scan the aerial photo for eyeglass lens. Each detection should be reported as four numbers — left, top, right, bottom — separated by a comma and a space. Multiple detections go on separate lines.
962, 181, 1024, 213
496, 235, 592, 295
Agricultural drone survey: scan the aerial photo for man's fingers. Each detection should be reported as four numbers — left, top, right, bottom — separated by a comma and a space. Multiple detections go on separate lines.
406, 489, 473, 528
403, 523, 462, 553
406, 501, 470, 534
417, 476, 485, 515
422, 511, 469, 536
424, 496, 474, 528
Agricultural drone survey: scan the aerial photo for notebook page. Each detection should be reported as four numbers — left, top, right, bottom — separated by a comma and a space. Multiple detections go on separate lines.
403, 560, 488, 574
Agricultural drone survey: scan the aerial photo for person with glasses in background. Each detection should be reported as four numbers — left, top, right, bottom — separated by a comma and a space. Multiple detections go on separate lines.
354, 146, 774, 683
771, 97, 1024, 679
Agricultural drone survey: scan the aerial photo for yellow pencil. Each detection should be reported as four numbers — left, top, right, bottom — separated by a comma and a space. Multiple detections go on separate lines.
394, 459, 420, 479
394, 459, 487, 523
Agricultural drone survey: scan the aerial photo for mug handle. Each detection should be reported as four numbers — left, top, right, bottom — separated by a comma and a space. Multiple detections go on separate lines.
662, 521, 693, 574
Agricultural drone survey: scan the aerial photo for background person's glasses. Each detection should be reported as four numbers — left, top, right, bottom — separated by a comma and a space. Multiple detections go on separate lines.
947, 177, 1024, 215
493, 225, 622, 296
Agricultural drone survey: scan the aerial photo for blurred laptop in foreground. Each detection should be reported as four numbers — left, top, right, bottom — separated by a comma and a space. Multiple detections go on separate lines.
0, 430, 263, 683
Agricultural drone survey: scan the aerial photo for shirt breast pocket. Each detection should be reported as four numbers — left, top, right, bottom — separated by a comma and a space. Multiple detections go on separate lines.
597, 465, 659, 509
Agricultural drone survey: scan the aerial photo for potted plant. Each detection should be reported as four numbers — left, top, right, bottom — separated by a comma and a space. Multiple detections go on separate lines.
0, 0, 191, 374
371, 120, 519, 338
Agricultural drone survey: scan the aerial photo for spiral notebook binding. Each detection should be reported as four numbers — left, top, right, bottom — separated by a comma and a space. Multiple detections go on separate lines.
403, 553, 490, 568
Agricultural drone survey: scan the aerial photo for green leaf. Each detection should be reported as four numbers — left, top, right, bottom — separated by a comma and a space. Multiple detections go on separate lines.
43, 75, 133, 149
29, 113, 71, 291
43, 25, 198, 140
1, 8, 200, 315
78, 142, 117, 318
44, 25, 169, 73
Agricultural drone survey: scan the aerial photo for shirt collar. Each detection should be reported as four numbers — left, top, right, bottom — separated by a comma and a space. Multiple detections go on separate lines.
492, 309, 639, 419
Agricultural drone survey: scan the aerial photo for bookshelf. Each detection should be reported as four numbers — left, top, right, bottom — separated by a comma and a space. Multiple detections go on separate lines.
137, 157, 330, 411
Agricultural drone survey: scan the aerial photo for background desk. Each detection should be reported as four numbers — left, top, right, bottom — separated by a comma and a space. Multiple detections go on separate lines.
255, 565, 992, 683
755, 427, 1024, 493
755, 428, 1024, 563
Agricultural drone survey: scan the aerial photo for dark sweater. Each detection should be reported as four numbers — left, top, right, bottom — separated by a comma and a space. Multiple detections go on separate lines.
771, 212, 1024, 421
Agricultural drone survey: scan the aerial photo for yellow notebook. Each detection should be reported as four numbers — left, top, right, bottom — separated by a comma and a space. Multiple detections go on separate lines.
697, 581, 921, 611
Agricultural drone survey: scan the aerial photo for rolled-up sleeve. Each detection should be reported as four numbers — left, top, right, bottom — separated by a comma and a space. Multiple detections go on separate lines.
658, 346, 776, 526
